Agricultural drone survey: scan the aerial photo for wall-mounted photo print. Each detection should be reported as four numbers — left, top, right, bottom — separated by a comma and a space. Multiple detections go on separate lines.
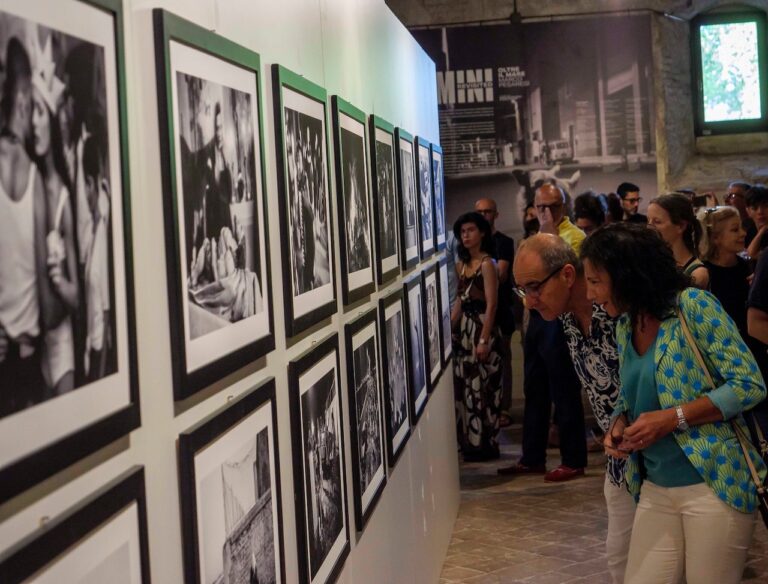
431, 144, 446, 251
0, 467, 150, 583
331, 97, 374, 304
288, 336, 349, 584
378, 290, 411, 466
273, 66, 336, 336
438, 257, 453, 364
178, 379, 285, 584
404, 274, 428, 422
0, 0, 139, 504
344, 310, 386, 532
395, 128, 418, 270
416, 137, 434, 260
155, 10, 274, 399
422, 264, 442, 386
369, 116, 400, 284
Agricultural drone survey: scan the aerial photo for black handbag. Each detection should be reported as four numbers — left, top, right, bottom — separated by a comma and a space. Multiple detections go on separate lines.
677, 307, 768, 528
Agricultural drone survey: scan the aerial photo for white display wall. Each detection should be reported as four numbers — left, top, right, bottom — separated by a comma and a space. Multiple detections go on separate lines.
0, 0, 459, 582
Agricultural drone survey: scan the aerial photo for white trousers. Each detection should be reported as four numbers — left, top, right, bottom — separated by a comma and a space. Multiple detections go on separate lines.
604, 474, 636, 584
624, 481, 756, 584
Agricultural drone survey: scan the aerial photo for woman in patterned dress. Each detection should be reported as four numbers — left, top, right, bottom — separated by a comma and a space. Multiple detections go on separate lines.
451, 212, 502, 461
582, 222, 766, 584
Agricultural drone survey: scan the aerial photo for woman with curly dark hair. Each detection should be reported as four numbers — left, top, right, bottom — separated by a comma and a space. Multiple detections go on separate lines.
647, 193, 709, 289
581, 222, 766, 584
451, 212, 502, 461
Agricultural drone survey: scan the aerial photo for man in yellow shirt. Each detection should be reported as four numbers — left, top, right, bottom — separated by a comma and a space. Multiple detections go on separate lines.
499, 182, 587, 482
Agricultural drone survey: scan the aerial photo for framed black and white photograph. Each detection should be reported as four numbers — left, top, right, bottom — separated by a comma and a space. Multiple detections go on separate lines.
378, 289, 411, 466
415, 137, 434, 260
403, 274, 428, 422
154, 10, 274, 399
368, 116, 400, 285
431, 144, 446, 252
0, 466, 150, 583
395, 128, 418, 270
178, 378, 285, 584
422, 263, 442, 387
438, 257, 453, 365
273, 66, 336, 336
344, 309, 386, 532
331, 97, 374, 305
0, 0, 139, 504
288, 335, 349, 584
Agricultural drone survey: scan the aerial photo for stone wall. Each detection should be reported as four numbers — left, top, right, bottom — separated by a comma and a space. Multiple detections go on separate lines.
387, 0, 768, 194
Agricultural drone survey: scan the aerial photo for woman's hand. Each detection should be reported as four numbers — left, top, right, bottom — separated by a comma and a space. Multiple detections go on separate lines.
622, 409, 678, 451
604, 414, 629, 459
475, 341, 490, 363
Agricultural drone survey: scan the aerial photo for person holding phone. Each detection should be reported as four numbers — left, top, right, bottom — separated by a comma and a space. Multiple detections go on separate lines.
582, 222, 766, 584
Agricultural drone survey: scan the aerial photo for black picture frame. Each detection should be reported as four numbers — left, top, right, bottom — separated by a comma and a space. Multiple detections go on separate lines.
421, 263, 443, 388
154, 9, 275, 399
437, 256, 454, 366
178, 378, 285, 584
378, 289, 412, 467
368, 115, 401, 285
331, 97, 375, 305
395, 128, 419, 270
415, 137, 435, 260
288, 335, 350, 584
0, 0, 140, 504
691, 10, 768, 137
431, 144, 447, 252
403, 273, 429, 422
0, 466, 150, 583
273, 65, 337, 336
343, 309, 387, 532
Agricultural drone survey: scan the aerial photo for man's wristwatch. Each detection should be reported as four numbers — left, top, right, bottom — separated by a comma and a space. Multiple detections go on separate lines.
675, 405, 689, 431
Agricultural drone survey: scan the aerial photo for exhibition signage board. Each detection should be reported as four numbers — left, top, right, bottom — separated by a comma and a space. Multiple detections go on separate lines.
368, 115, 401, 286
273, 65, 337, 337
178, 378, 285, 584
0, 0, 140, 504
331, 97, 375, 305
154, 9, 275, 399
288, 335, 350, 584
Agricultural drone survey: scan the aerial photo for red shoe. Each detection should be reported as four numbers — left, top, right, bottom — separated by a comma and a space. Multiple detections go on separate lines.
544, 465, 585, 482
497, 462, 546, 476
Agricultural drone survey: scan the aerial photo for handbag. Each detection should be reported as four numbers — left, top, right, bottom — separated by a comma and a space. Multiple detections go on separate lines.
677, 307, 768, 527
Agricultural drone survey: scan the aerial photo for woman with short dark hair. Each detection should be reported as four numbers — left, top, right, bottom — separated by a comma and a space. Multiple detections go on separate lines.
452, 212, 502, 461
581, 222, 766, 584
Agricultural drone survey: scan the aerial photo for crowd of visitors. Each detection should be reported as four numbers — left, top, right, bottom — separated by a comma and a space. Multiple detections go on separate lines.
449, 180, 768, 584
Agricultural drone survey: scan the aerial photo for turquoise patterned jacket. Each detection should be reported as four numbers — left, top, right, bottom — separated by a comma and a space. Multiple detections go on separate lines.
614, 288, 767, 513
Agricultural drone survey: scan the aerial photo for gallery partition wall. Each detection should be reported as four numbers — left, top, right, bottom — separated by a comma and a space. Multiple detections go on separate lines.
0, 1, 458, 583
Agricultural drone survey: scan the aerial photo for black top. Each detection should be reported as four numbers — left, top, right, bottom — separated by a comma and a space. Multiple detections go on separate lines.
493, 230, 516, 335
625, 213, 647, 224
710, 257, 768, 377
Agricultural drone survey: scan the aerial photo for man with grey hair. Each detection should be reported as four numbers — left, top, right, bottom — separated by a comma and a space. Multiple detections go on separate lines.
502, 233, 634, 584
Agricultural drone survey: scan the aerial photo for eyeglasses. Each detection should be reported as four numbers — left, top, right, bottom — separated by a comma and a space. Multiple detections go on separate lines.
513, 265, 565, 299
624, 197, 642, 204
476, 208, 496, 216
535, 202, 562, 213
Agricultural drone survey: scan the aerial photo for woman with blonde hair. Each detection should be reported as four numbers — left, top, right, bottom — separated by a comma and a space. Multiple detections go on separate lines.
647, 193, 709, 289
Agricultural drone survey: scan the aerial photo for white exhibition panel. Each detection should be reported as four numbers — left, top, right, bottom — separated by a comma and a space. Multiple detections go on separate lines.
0, 1, 456, 584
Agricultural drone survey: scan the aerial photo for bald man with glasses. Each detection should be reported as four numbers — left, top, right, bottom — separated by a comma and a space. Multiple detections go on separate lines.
498, 183, 587, 482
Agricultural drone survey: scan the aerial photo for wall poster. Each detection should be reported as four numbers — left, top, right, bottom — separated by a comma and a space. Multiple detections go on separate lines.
369, 115, 400, 285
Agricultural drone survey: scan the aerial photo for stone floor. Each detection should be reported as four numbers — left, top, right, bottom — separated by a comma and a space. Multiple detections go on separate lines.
440, 424, 768, 583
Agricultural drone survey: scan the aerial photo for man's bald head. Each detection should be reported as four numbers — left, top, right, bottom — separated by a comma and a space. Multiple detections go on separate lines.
534, 183, 567, 225
475, 198, 499, 230
516, 233, 581, 275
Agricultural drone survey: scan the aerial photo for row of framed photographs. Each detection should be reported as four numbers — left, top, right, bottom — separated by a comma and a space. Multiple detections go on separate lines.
0, 258, 454, 584
0, 1, 446, 509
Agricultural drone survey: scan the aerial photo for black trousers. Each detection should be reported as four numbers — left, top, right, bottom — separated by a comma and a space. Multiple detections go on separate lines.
520, 310, 587, 468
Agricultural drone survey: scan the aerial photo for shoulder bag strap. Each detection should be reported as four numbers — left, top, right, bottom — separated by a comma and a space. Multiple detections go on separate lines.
677, 306, 766, 495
